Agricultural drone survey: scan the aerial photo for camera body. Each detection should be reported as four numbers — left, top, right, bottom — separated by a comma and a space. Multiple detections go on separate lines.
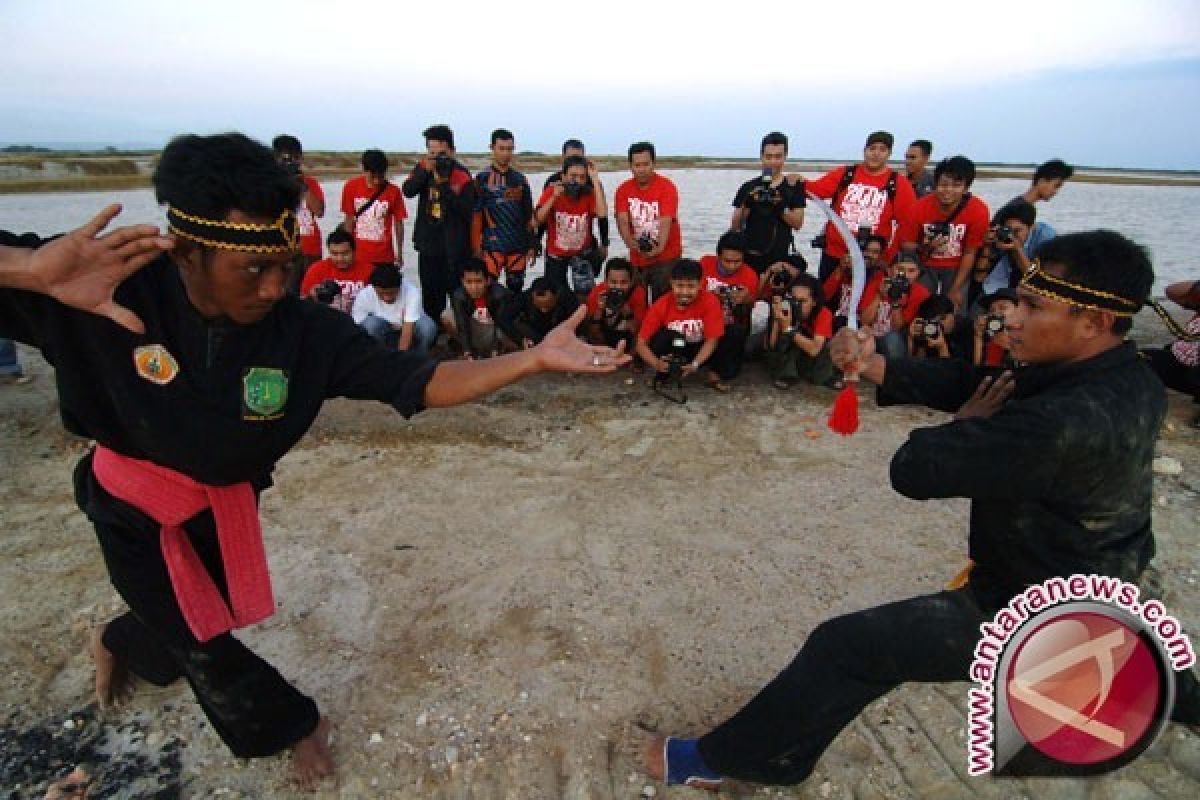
885, 274, 910, 302
913, 317, 942, 343
563, 181, 586, 200
660, 335, 689, 380
314, 279, 342, 305
636, 233, 656, 254
995, 225, 1015, 245
855, 224, 874, 249
281, 159, 302, 177
770, 267, 789, 288
603, 287, 627, 309
433, 153, 455, 178
984, 313, 1006, 338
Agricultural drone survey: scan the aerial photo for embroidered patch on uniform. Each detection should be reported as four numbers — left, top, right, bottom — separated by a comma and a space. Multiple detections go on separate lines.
133, 345, 180, 385
242, 367, 289, 420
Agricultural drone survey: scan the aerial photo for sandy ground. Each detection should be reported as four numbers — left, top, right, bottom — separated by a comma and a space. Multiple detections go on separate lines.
1, 310, 1198, 799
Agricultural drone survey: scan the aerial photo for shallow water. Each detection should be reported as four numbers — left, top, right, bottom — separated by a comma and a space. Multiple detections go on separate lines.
2, 169, 1194, 292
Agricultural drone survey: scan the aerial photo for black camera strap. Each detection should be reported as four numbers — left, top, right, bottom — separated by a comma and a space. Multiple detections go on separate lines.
353, 183, 389, 219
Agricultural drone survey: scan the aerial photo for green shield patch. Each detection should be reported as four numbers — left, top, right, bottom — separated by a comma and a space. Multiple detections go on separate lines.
243, 367, 289, 418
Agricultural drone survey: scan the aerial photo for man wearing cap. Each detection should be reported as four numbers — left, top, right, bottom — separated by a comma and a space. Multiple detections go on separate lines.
0, 132, 628, 791
807, 131, 917, 283
642, 230, 1199, 791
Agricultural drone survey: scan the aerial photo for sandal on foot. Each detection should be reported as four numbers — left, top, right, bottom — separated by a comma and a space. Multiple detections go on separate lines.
664, 737, 723, 791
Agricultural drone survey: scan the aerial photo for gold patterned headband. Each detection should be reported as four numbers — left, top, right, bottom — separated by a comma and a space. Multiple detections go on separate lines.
1018, 259, 1141, 317
167, 206, 298, 254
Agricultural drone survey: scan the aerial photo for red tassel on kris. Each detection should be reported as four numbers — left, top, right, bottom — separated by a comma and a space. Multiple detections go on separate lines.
828, 380, 859, 435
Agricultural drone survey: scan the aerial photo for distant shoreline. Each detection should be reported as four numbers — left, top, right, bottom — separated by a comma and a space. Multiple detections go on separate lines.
2, 152, 1199, 194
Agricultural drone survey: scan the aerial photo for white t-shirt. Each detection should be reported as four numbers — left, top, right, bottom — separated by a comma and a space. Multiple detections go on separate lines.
351, 284, 423, 327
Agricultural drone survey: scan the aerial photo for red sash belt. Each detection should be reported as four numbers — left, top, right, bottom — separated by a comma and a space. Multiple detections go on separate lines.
92, 445, 275, 643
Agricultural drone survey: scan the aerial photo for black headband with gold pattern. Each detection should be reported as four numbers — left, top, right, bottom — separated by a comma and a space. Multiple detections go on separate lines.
1019, 259, 1141, 317
167, 207, 298, 254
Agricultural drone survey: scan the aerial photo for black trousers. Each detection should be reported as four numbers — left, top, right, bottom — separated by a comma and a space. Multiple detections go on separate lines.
697, 582, 1200, 785
88, 469, 318, 759
418, 251, 455, 322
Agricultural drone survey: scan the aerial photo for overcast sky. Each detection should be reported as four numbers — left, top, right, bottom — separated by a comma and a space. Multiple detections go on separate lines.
3, 0, 1199, 169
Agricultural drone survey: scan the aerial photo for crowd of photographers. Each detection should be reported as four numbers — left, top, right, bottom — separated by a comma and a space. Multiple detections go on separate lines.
262, 126, 1199, 416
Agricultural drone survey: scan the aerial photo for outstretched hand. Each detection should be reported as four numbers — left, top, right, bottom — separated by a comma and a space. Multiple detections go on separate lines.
28, 204, 174, 334
534, 306, 632, 373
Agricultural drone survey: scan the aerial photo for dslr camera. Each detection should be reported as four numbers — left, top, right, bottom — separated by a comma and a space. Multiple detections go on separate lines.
994, 225, 1015, 245
984, 313, 1006, 338
433, 153, 455, 179
913, 317, 942, 343
603, 287, 627, 309
314, 279, 342, 305
855, 224, 874, 249
636, 233, 656, 254
280, 158, 302, 177
563, 180, 586, 200
884, 274, 910, 302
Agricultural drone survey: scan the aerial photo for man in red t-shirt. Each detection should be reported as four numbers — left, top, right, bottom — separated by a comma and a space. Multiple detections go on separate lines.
340, 149, 406, 269
897, 155, 990, 310
299, 228, 374, 314
699, 231, 759, 388
272, 134, 326, 294
614, 141, 683, 301
807, 130, 916, 283
861, 254, 930, 359
536, 154, 607, 296
586, 258, 647, 353
821, 234, 887, 328
765, 273, 838, 389
636, 259, 725, 389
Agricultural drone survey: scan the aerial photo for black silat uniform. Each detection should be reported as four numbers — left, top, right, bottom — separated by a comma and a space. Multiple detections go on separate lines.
0, 239, 436, 757
697, 345, 1200, 784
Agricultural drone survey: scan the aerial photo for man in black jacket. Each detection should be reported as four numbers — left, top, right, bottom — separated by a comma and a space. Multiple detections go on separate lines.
643, 230, 1199, 790
402, 124, 477, 321
0, 133, 628, 791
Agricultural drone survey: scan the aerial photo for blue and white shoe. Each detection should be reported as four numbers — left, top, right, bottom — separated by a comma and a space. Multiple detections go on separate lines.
663, 737, 723, 791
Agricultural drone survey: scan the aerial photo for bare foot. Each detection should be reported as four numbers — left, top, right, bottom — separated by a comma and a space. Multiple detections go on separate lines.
641, 733, 666, 781
290, 716, 335, 791
90, 625, 132, 709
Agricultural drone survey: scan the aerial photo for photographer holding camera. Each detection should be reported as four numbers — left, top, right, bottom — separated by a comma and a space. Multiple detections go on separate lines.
974, 200, 1056, 300
908, 294, 970, 361
636, 259, 724, 388
541, 139, 610, 277
730, 132, 806, 274
340, 148, 406, 271
766, 273, 838, 390
972, 288, 1017, 368
586, 258, 647, 355
756, 253, 808, 305
272, 134, 326, 294
402, 124, 477, 322
536, 154, 608, 297
615, 142, 683, 301
299, 228, 373, 313
897, 156, 990, 308
699, 232, 759, 390
447, 259, 521, 359
861, 254, 931, 359
807, 131, 916, 282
